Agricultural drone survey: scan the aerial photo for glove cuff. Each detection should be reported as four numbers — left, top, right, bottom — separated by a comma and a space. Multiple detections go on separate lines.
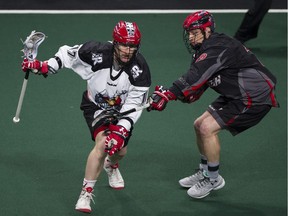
155, 85, 177, 101
41, 61, 49, 74
109, 125, 129, 139
165, 90, 177, 101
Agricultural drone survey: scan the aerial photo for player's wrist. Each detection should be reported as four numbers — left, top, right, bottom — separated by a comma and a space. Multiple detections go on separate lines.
117, 119, 132, 131
40, 61, 48, 74
164, 89, 177, 101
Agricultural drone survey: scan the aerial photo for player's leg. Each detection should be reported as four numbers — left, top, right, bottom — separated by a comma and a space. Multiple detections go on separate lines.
103, 147, 127, 189
196, 112, 221, 165
103, 126, 133, 189
180, 96, 227, 190
234, 0, 272, 43
85, 131, 107, 179
194, 111, 212, 156
76, 92, 108, 213
187, 112, 225, 199
75, 131, 107, 213
187, 99, 271, 199
179, 111, 211, 188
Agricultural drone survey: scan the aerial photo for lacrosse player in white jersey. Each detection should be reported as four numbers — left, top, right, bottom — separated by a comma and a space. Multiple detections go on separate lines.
22, 21, 151, 213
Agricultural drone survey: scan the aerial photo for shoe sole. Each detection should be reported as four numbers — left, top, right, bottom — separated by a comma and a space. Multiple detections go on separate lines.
179, 182, 196, 188
111, 186, 124, 190
213, 178, 225, 191
179, 178, 205, 188
75, 208, 92, 213
105, 167, 125, 190
187, 178, 225, 199
109, 180, 125, 190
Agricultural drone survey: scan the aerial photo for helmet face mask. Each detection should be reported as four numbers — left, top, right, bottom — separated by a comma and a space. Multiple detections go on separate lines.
113, 43, 139, 66
113, 21, 141, 66
183, 29, 205, 53
182, 10, 215, 53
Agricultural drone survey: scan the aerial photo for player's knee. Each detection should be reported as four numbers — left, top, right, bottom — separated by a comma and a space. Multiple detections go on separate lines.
117, 146, 127, 157
93, 132, 106, 154
197, 120, 214, 137
194, 117, 203, 132
95, 131, 106, 143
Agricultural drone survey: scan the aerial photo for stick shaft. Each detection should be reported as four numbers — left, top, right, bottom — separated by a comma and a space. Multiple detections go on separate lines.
91, 102, 150, 127
119, 102, 150, 116
13, 72, 30, 121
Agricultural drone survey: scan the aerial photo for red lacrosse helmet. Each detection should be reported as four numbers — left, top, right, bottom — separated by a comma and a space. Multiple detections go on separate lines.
182, 10, 215, 53
113, 21, 141, 46
183, 10, 215, 32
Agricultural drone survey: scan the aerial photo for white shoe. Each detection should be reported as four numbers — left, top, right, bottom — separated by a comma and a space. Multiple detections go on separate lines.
104, 161, 124, 189
75, 187, 95, 213
179, 169, 205, 188
187, 175, 225, 199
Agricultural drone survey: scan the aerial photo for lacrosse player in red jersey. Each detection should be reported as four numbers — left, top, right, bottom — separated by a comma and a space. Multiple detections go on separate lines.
22, 21, 151, 213
148, 10, 279, 199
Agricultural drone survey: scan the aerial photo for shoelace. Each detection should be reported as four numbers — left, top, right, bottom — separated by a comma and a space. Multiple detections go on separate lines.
81, 189, 95, 204
188, 169, 202, 179
110, 168, 122, 181
106, 164, 121, 178
195, 169, 202, 176
195, 177, 212, 189
82, 191, 95, 205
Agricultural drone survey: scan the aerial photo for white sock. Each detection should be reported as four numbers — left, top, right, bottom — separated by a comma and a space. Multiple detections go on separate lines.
83, 178, 97, 189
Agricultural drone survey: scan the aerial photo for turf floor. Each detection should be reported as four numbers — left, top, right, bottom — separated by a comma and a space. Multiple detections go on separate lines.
0, 12, 286, 216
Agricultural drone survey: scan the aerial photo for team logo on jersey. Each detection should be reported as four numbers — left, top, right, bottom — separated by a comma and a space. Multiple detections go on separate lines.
195, 53, 207, 63
208, 75, 221, 87
92, 53, 103, 65
131, 65, 143, 79
94, 91, 127, 109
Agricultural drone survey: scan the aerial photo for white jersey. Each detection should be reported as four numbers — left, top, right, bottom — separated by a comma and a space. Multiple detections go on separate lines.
47, 41, 151, 130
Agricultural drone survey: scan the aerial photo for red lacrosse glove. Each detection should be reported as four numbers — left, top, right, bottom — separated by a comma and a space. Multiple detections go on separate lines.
148, 85, 177, 111
22, 58, 48, 75
105, 124, 129, 156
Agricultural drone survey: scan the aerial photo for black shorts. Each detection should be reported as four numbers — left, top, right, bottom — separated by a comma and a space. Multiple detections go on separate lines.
207, 96, 272, 136
80, 91, 132, 144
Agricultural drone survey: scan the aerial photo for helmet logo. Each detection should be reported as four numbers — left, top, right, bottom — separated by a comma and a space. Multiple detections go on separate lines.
125, 22, 135, 37
199, 10, 207, 16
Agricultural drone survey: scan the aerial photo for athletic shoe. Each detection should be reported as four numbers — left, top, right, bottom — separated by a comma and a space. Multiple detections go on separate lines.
103, 161, 124, 189
187, 175, 225, 199
75, 187, 95, 213
179, 169, 205, 188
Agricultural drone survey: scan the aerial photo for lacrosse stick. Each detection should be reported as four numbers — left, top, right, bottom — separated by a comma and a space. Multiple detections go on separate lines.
92, 100, 151, 127
13, 31, 46, 123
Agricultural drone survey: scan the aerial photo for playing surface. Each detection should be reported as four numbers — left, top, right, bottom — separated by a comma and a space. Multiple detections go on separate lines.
0, 12, 286, 216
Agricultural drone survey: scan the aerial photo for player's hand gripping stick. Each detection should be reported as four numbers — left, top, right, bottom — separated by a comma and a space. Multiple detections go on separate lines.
105, 125, 129, 156
13, 31, 46, 123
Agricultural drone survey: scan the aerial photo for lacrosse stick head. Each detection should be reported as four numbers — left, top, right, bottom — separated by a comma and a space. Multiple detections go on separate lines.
21, 30, 46, 61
